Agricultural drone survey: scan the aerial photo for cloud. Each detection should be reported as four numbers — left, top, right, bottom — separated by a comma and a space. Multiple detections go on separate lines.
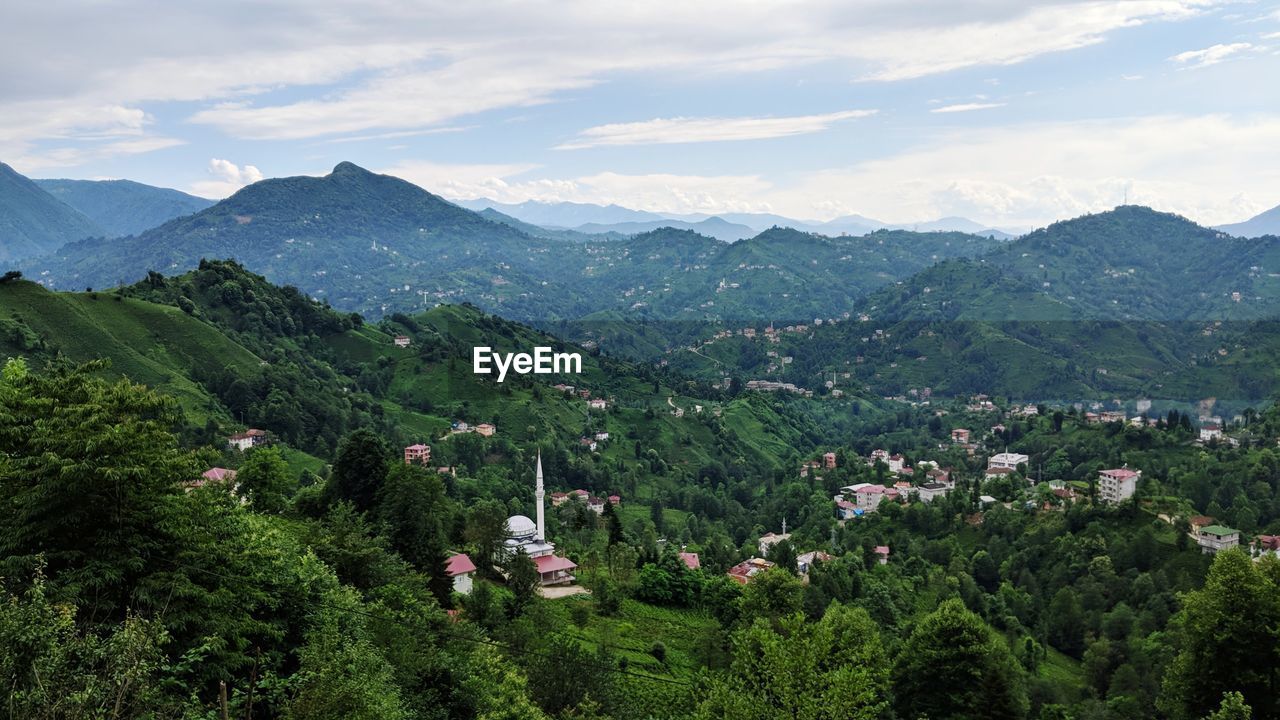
190, 158, 264, 198
931, 102, 1006, 113
556, 110, 876, 149
375, 160, 540, 199
1169, 42, 1254, 68
0, 1, 1227, 147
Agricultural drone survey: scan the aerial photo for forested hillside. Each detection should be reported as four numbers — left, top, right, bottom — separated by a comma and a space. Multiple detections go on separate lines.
35, 177, 214, 237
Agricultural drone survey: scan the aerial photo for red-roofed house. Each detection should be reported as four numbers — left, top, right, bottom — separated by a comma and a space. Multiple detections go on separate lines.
550, 492, 570, 507
823, 452, 837, 469
228, 429, 266, 452
533, 554, 577, 586
404, 443, 431, 465
1098, 468, 1141, 503
679, 552, 701, 571
608, 494, 621, 506
874, 546, 890, 565
951, 428, 971, 444
727, 557, 775, 584
446, 553, 477, 594
394, 335, 411, 348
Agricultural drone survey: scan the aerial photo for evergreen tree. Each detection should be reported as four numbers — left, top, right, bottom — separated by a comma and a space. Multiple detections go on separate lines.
236, 445, 292, 513
330, 428, 390, 512
892, 599, 1028, 720
375, 464, 454, 605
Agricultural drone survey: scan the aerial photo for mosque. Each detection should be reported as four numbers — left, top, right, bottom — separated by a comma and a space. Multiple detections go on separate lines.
504, 452, 577, 586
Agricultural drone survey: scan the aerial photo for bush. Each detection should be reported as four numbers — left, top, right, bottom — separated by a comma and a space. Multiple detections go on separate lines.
649, 642, 667, 664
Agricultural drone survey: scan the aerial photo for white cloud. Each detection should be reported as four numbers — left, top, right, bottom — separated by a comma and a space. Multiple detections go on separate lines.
931, 103, 1006, 113
190, 158, 264, 198
0, 1, 1227, 147
1169, 42, 1254, 68
556, 110, 876, 149
1261, 31, 1280, 39
376, 160, 540, 200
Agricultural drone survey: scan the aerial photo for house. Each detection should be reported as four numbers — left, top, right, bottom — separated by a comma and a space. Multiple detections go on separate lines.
1100, 411, 1126, 423
978, 495, 998, 507
1252, 535, 1280, 559
579, 438, 598, 452
533, 554, 578, 586
926, 468, 953, 488
586, 496, 606, 514
436, 466, 457, 477
951, 428, 971, 444
727, 558, 775, 584
403, 443, 431, 465
758, 532, 792, 556
1197, 525, 1240, 554
474, 423, 496, 437
855, 484, 887, 512
984, 466, 1018, 481
394, 335, 411, 348
887, 454, 906, 474
588, 398, 608, 410
1098, 468, 1140, 503
227, 429, 266, 452
445, 553, 477, 594
823, 452, 837, 469
796, 550, 832, 574
1200, 424, 1223, 443
550, 492, 570, 507
202, 467, 238, 484
679, 552, 701, 571
594, 431, 610, 442
917, 482, 950, 503
835, 499, 858, 520
988, 452, 1029, 471
608, 494, 621, 506
873, 546, 890, 565
1189, 515, 1216, 533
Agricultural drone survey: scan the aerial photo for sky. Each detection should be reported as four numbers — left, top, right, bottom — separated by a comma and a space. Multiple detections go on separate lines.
2, 0, 1279, 229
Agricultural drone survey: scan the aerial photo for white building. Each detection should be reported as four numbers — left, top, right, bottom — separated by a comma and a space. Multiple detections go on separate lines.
1199, 424, 1223, 443
445, 553, 476, 594
758, 531, 792, 556
1098, 468, 1140, 503
1197, 525, 1240, 554
988, 452, 1029, 471
917, 482, 950, 503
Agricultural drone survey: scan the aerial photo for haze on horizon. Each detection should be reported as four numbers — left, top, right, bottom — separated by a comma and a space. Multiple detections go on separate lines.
2, 0, 1279, 229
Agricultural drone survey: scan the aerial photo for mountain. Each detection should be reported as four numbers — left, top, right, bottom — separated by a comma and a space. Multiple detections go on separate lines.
0, 161, 103, 262
35, 178, 214, 237
1216, 204, 1280, 238
456, 198, 666, 227
30, 161, 586, 319
29, 162, 1005, 330
475, 207, 625, 242
670, 206, 1280, 406
573, 216, 756, 242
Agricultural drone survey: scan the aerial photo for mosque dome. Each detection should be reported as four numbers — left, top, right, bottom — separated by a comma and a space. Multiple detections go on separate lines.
506, 514, 537, 538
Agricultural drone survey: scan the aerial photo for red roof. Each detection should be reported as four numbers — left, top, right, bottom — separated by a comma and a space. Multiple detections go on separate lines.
874, 545, 890, 555
202, 467, 237, 482
1100, 468, 1139, 480
405, 443, 429, 451
533, 555, 578, 574
679, 552, 701, 570
445, 553, 477, 577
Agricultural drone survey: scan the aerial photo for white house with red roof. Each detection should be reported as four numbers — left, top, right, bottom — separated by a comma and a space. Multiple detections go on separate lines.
1098, 467, 1141, 503
874, 546, 890, 565
1199, 424, 1223, 443
445, 553, 477, 594
227, 429, 266, 452
403, 443, 431, 465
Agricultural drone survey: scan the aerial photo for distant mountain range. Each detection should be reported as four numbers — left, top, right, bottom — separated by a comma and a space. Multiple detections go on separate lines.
24, 162, 1003, 324
0, 161, 102, 261
35, 178, 213, 237
458, 197, 1020, 240
1216, 203, 1280, 238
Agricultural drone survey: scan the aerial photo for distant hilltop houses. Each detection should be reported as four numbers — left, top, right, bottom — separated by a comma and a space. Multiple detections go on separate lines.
445, 421, 495, 438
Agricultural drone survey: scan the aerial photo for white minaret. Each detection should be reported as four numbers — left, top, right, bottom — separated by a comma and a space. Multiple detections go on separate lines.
535, 451, 546, 540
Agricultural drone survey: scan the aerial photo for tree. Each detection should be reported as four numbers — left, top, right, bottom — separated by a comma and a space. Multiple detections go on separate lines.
1047, 586, 1086, 657
505, 549, 540, 617
375, 464, 453, 604
466, 499, 510, 573
329, 428, 390, 512
0, 359, 202, 620
601, 499, 624, 545
1203, 692, 1252, 720
738, 568, 803, 625
892, 599, 1028, 720
237, 445, 292, 513
1160, 551, 1280, 719
694, 605, 890, 719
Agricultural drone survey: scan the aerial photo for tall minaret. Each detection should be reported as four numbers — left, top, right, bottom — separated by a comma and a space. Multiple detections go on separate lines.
535, 451, 546, 541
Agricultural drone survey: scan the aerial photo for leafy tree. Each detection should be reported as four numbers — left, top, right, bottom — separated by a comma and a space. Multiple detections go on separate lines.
1160, 551, 1280, 719
329, 428, 390, 512
1203, 692, 1252, 720
505, 549, 540, 617
236, 445, 292, 513
695, 605, 890, 719
0, 359, 202, 620
738, 567, 804, 626
375, 464, 453, 604
466, 499, 511, 573
892, 598, 1028, 720
1047, 586, 1086, 657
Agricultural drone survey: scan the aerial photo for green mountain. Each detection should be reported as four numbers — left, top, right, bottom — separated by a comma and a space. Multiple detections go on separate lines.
35, 177, 214, 237
0, 161, 103, 262
1216, 202, 1280, 239
669, 208, 1280, 407
27, 163, 1003, 332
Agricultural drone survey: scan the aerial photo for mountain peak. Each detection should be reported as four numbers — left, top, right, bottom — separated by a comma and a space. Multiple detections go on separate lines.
331, 161, 370, 176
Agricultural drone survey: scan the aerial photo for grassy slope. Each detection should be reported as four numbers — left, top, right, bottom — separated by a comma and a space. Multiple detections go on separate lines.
0, 280, 261, 421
